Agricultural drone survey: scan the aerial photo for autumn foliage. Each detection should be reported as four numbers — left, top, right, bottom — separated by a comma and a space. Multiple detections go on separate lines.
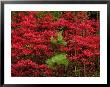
11, 11, 100, 77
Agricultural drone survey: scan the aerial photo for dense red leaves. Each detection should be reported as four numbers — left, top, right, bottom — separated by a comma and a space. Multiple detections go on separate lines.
11, 11, 100, 77
11, 59, 53, 76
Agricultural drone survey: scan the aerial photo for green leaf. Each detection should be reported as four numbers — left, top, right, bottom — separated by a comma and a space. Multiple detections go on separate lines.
46, 53, 69, 68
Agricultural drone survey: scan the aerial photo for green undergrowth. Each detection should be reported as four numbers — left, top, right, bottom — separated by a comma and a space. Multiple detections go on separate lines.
45, 53, 69, 69
50, 30, 67, 46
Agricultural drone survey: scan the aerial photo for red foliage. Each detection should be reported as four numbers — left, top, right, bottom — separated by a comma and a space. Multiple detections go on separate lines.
11, 59, 53, 76
11, 11, 100, 77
